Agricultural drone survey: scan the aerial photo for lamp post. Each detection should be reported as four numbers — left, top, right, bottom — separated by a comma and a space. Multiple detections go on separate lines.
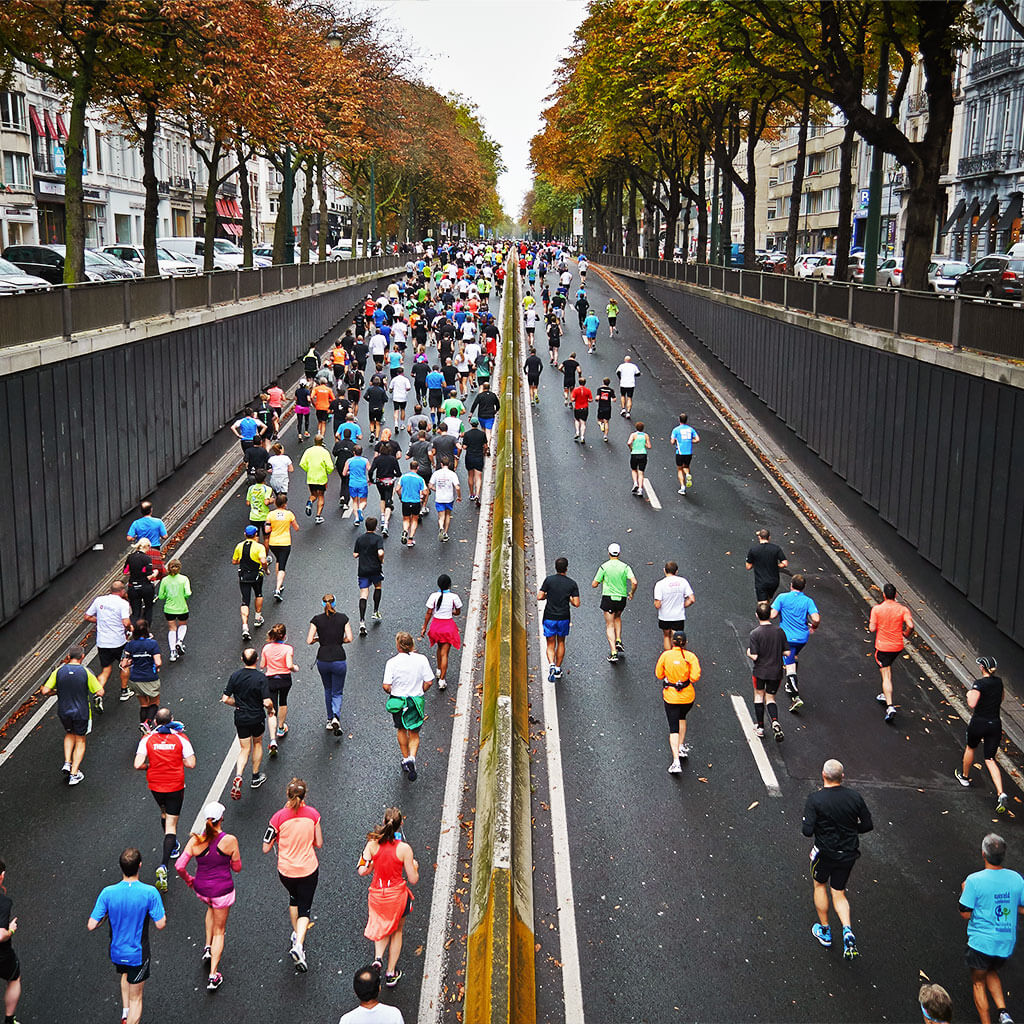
886, 166, 899, 256
369, 156, 377, 254
189, 166, 196, 234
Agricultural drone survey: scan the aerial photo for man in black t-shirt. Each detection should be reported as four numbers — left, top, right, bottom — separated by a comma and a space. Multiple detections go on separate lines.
353, 517, 385, 637
462, 419, 489, 505
559, 354, 581, 407
957, 656, 1009, 814
524, 347, 543, 405
595, 377, 616, 443
747, 601, 789, 742
746, 528, 789, 601
538, 557, 581, 680
546, 318, 562, 365
363, 378, 389, 443
221, 648, 273, 798
243, 437, 270, 480
469, 382, 501, 443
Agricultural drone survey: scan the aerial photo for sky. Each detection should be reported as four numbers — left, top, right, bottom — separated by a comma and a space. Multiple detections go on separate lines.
356, 0, 588, 218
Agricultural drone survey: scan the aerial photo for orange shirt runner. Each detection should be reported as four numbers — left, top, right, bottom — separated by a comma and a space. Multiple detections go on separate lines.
869, 598, 913, 652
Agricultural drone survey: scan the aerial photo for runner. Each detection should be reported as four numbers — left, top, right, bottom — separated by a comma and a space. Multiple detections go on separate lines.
231, 406, 266, 453
0, 858, 21, 1024
120, 620, 162, 734
87, 848, 166, 1024
221, 649, 273, 797
265, 493, 299, 602
803, 759, 872, 960
174, 801, 241, 991
353, 518, 385, 637
126, 501, 168, 551
267, 443, 293, 494
421, 574, 462, 691
745, 528, 789, 602
670, 413, 700, 495
524, 346, 543, 405
462, 418, 488, 506
262, 778, 323, 974
245, 469, 274, 536
260, 623, 294, 755
267, 382, 285, 438
389, 368, 412, 429
869, 583, 914, 724
232, 525, 267, 641
606, 298, 619, 337
655, 631, 702, 774
546, 311, 562, 366
428, 457, 461, 543
616, 356, 640, 419
559, 352, 580, 407
243, 436, 270, 483
469, 380, 501, 445
299, 436, 335, 524
343, 445, 371, 525
592, 543, 638, 663
627, 422, 652, 496
368, 443, 399, 538
40, 645, 103, 785
571, 376, 593, 444
595, 377, 616, 443
538, 558, 581, 680
293, 381, 312, 439
583, 308, 600, 353
381, 633, 434, 779
574, 289, 589, 332
771, 575, 821, 713
653, 562, 696, 651
83, 581, 133, 705
364, 376, 389, 444
340, 965, 405, 1024
133, 707, 196, 893
307, 594, 352, 735
358, 807, 420, 989
956, 657, 1009, 815
746, 601, 789, 742
397, 463, 427, 547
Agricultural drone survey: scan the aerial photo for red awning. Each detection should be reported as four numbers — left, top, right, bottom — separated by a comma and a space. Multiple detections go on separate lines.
56, 113, 68, 141
29, 106, 44, 137
215, 198, 228, 218
227, 199, 242, 219
223, 223, 241, 237
43, 110, 57, 140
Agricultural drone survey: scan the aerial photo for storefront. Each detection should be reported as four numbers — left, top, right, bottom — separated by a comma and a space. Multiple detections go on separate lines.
215, 197, 243, 239
1, 203, 36, 248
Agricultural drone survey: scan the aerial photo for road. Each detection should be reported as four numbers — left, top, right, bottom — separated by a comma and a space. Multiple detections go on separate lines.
0, 256, 1020, 1024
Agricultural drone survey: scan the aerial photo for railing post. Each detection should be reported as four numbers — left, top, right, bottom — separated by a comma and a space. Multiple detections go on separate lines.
783, 275, 789, 310
206, 272, 213, 309
738, 269, 743, 297
122, 281, 131, 328
892, 289, 901, 336
168, 274, 176, 318
61, 287, 72, 342
759, 271, 764, 303
812, 280, 818, 316
279, 266, 284, 293
234, 269, 240, 303
258, 267, 264, 298
847, 282, 855, 325
952, 294, 963, 350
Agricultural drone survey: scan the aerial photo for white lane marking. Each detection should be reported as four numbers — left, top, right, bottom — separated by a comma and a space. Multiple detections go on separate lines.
643, 479, 662, 510
521, 347, 586, 1024
0, 696, 57, 769
417, 290, 505, 1024
188, 737, 242, 835
729, 695, 782, 797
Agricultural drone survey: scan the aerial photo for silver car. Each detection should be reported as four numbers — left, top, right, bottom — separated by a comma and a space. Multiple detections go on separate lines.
876, 257, 903, 288
0, 256, 51, 293
926, 258, 968, 294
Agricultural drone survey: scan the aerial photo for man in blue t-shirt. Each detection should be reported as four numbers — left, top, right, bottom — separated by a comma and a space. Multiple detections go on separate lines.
231, 406, 267, 454
88, 847, 166, 1024
126, 502, 168, 550
425, 367, 446, 423
398, 465, 427, 547
960, 832, 1024, 1024
670, 413, 700, 495
343, 447, 370, 525
771, 574, 820, 713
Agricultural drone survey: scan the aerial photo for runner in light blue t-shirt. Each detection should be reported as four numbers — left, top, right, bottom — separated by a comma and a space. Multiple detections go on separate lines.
771, 575, 821, 713
670, 414, 700, 495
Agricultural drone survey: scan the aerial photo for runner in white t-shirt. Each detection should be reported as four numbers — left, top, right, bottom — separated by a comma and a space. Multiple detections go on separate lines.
389, 373, 412, 428
653, 562, 695, 650
421, 573, 463, 691
427, 460, 461, 542
616, 356, 640, 419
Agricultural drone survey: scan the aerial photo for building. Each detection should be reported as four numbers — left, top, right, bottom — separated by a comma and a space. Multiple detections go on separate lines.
0, 68, 37, 249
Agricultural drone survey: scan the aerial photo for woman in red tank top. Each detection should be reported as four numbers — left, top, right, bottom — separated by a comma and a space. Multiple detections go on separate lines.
358, 807, 419, 989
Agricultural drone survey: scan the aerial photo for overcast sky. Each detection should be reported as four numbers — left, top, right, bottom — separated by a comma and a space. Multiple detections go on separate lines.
356, 0, 587, 218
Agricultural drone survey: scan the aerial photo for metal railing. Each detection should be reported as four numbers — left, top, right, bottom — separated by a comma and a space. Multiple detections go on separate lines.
592, 254, 1024, 359
0, 255, 402, 349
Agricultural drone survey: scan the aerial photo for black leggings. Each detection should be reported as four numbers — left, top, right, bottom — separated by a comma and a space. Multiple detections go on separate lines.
128, 581, 155, 624
663, 700, 693, 731
296, 411, 310, 434
280, 868, 318, 918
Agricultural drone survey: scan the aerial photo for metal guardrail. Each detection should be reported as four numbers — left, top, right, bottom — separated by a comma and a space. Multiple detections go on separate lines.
464, 257, 536, 1024
0, 256, 403, 349
592, 254, 1024, 360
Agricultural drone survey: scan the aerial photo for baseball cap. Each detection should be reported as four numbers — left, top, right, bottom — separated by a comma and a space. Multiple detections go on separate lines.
608, 543, 621, 556
470, 417, 479, 426
977, 656, 998, 671
244, 525, 258, 537
204, 801, 225, 822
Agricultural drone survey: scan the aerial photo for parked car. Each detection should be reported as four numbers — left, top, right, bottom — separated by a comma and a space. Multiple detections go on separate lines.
100, 243, 198, 277
955, 253, 1024, 300
88, 249, 142, 278
0, 256, 51, 293
252, 242, 319, 264
876, 257, 903, 288
157, 236, 270, 270
926, 258, 969, 295
2, 244, 131, 284
847, 253, 866, 284
810, 254, 839, 280
793, 254, 822, 278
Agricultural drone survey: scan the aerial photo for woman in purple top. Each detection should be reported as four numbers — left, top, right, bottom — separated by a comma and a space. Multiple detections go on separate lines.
175, 801, 241, 991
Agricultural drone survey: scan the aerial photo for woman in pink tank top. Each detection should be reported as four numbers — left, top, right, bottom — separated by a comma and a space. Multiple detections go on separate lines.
358, 807, 419, 989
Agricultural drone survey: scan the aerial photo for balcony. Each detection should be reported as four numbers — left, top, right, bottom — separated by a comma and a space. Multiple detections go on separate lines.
969, 46, 1024, 83
958, 149, 1024, 177
907, 92, 928, 115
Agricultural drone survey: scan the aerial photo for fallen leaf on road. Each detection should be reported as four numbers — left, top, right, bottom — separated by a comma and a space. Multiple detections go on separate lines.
748, 801, 759, 810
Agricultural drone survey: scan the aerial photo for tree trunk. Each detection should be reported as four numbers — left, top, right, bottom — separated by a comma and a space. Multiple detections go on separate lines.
625, 176, 638, 256
662, 186, 682, 262
696, 146, 708, 263
64, 72, 93, 283
721, 158, 733, 266
642, 183, 657, 257
316, 153, 328, 259
141, 105, 160, 277
202, 139, 222, 273
834, 121, 856, 281
237, 146, 253, 269
743, 130, 758, 266
786, 92, 811, 275
300, 155, 313, 263
681, 199, 692, 260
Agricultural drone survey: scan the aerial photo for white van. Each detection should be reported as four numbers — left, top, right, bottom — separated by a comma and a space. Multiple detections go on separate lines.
157, 236, 270, 270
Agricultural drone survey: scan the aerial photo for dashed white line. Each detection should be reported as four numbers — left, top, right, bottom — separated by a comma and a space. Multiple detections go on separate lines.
643, 478, 662, 510
729, 695, 782, 797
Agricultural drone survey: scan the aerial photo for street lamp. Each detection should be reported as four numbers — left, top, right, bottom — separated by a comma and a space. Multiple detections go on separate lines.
189, 166, 196, 235
886, 166, 900, 256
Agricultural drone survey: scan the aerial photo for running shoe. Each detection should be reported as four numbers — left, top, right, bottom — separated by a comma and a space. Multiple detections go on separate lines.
954, 769, 972, 787
305, 499, 313, 517
842, 928, 859, 960
207, 973, 223, 991
373, 611, 383, 621
408, 539, 416, 547
291, 945, 307, 972
998, 793, 1010, 814
359, 622, 368, 637
372, 958, 383, 972
154, 865, 168, 893
177, 641, 186, 655
789, 696, 804, 712
241, 629, 251, 641
277, 726, 288, 737
385, 970, 403, 988
603, 435, 609, 443
202, 945, 212, 966
998, 1011, 1014, 1024
885, 705, 896, 723
677, 487, 686, 495
269, 742, 278, 758
548, 665, 557, 682
251, 772, 266, 788
679, 744, 690, 759
62, 760, 72, 776
615, 639, 625, 653
772, 721, 785, 742
401, 759, 410, 775
170, 840, 180, 859
607, 653, 619, 663
812, 924, 832, 947
437, 678, 447, 691
169, 650, 178, 662
401, 530, 408, 545
686, 473, 693, 487
68, 770, 84, 786
274, 590, 283, 602
668, 761, 682, 775
875, 693, 887, 704
93, 694, 104, 714
407, 760, 418, 781
230, 776, 242, 800
326, 722, 334, 731
315, 515, 324, 524
253, 614, 264, 628
553, 666, 563, 678
119, 688, 135, 702
331, 717, 341, 736
754, 725, 765, 738
381, 526, 388, 538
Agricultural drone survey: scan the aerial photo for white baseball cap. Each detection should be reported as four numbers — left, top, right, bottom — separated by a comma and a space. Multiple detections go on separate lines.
608, 543, 621, 556
204, 801, 225, 823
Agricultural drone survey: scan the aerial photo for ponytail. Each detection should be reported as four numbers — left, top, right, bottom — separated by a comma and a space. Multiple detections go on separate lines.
286, 777, 307, 810
367, 806, 403, 844
321, 594, 336, 616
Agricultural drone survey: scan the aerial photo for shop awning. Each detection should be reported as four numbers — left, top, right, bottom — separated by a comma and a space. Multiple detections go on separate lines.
226, 199, 242, 219
222, 223, 241, 237
56, 113, 68, 141
979, 194, 1000, 225
43, 110, 57, 140
965, 195, 981, 225
215, 198, 228, 218
28, 105, 44, 137
997, 192, 1023, 231
941, 197, 966, 234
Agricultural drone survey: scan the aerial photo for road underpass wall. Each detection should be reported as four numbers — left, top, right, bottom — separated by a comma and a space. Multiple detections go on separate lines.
0, 269, 396, 625
614, 270, 1024, 650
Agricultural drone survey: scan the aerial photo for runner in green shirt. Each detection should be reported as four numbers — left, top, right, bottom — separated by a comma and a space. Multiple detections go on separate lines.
627, 422, 652, 497
246, 470, 274, 530
298, 436, 335, 522
592, 543, 638, 663
441, 395, 465, 419
157, 559, 192, 661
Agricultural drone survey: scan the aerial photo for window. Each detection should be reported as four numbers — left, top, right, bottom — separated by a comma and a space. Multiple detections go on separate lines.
767, 202, 777, 220
2, 152, 30, 189
94, 128, 103, 172
115, 213, 132, 243
966, 102, 978, 155
31, 121, 52, 173
0, 93, 27, 130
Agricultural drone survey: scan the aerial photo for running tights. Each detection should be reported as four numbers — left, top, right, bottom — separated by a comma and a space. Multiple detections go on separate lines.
754, 701, 779, 727
297, 412, 309, 434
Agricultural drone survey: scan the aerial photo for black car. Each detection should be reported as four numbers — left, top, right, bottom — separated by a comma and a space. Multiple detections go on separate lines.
955, 253, 1024, 300
2, 244, 132, 284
